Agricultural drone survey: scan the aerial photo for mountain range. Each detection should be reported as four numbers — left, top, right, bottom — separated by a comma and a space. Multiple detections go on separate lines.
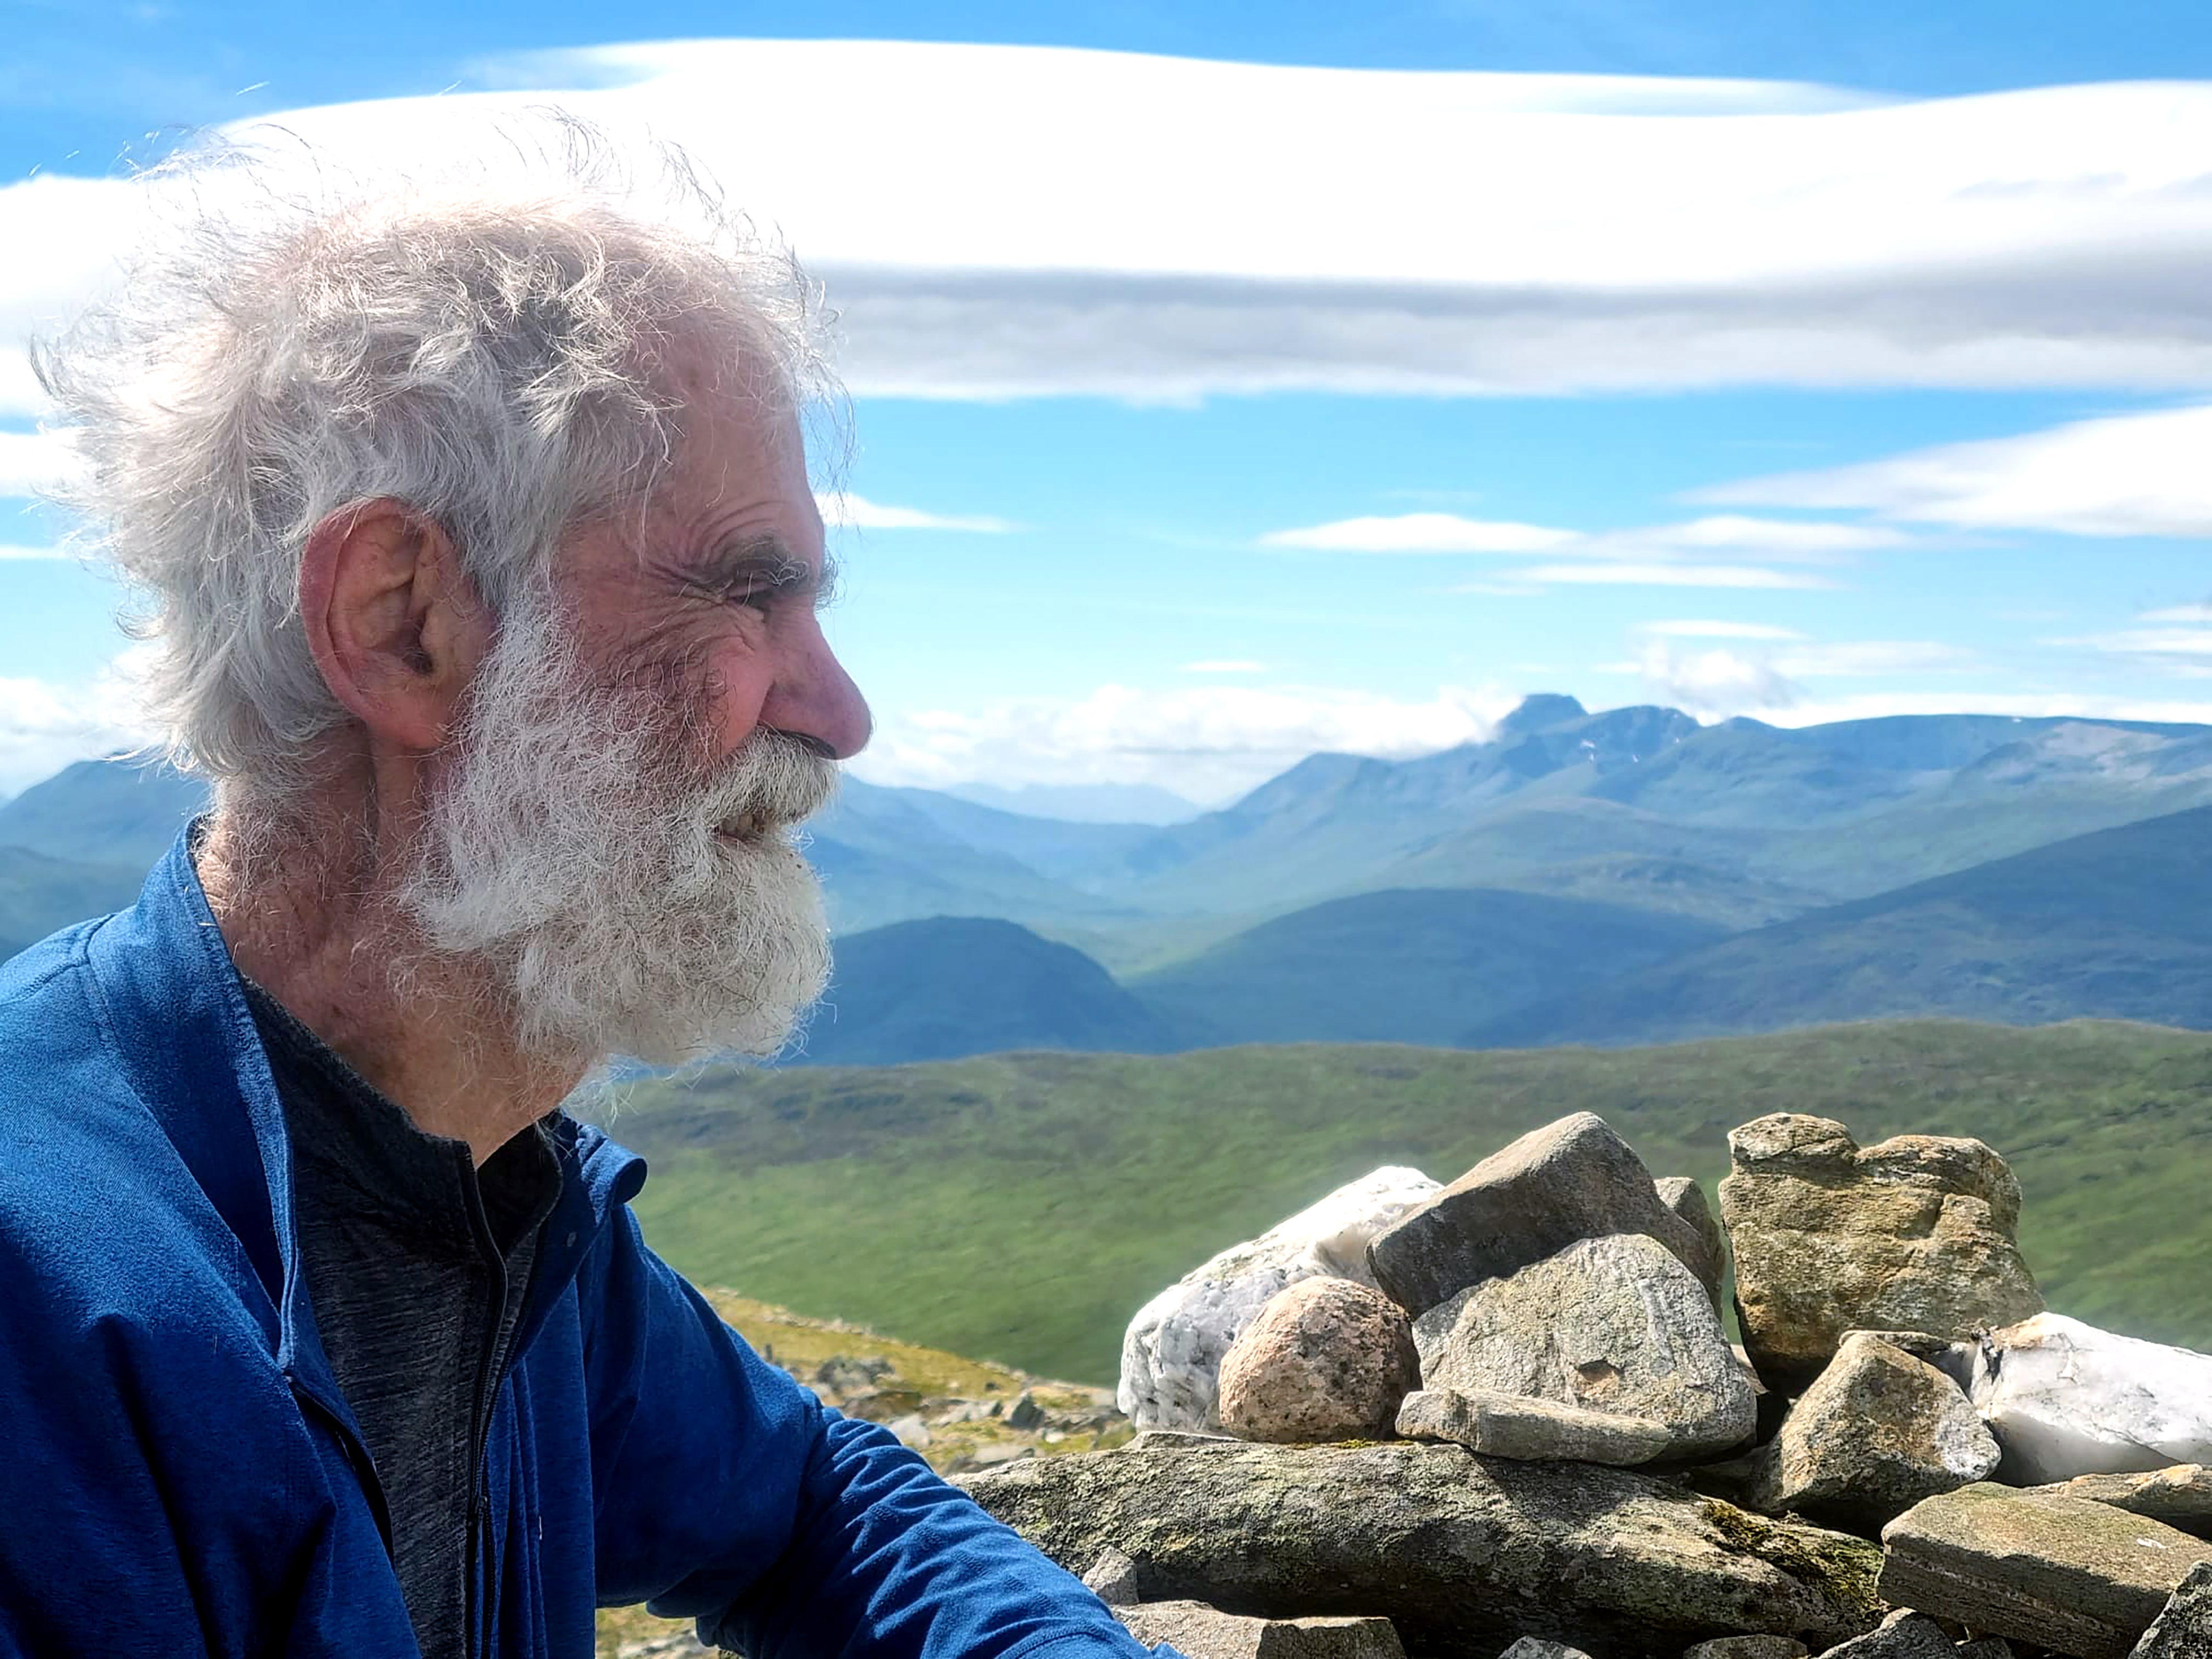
6, 696, 2210, 1058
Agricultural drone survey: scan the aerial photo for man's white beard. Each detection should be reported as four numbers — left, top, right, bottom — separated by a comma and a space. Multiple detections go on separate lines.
391, 599, 837, 1068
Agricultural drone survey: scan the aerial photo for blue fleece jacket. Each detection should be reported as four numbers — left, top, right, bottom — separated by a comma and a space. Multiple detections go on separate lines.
0, 833, 1151, 1659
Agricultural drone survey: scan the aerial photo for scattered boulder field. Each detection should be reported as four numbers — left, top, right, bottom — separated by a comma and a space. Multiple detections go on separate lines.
960, 1110, 2212, 1659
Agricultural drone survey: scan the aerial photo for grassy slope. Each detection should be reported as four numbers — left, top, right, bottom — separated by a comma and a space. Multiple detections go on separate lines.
596, 1021, 2212, 1386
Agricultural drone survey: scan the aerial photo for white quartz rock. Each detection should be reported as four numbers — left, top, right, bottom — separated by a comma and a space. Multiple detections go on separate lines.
1117, 1166, 1441, 1431
1965, 1312, 2212, 1484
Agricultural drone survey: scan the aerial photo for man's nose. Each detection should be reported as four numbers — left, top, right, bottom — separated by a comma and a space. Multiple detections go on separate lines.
767, 637, 872, 763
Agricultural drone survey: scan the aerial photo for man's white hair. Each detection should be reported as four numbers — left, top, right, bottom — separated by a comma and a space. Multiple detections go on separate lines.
35, 119, 841, 812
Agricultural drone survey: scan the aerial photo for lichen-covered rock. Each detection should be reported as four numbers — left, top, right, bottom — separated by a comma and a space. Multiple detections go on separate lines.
1113, 1601, 1406, 1659
1657, 1175, 1728, 1308
1367, 1114, 1716, 1317
1119, 1166, 1439, 1431
1395, 1386, 1676, 1467
2041, 1467, 2212, 1541
1412, 1232, 1755, 1460
1739, 1333, 2000, 1533
1718, 1114, 2043, 1394
1813, 1614, 1957, 1659
1962, 1315, 2212, 1485
1878, 1484, 2212, 1659
957, 1436, 1882, 1657
1216, 1278, 1418, 1444
1683, 1639, 1806, 1659
2131, 1561, 2212, 1659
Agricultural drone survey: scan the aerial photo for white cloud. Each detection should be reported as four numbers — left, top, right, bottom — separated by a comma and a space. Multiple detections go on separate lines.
11, 46, 2212, 407
1759, 690, 2212, 728
1617, 635, 1978, 716
1646, 515, 1910, 557
817, 492, 1016, 533
1637, 619, 1808, 640
845, 679, 1522, 801
1180, 660, 1266, 674
2141, 603, 2212, 623
2057, 627, 2212, 662
1703, 403, 2212, 538
0, 427, 80, 496
0, 652, 159, 795
1513, 561, 1837, 589
0, 544, 65, 560
1258, 514, 1574, 554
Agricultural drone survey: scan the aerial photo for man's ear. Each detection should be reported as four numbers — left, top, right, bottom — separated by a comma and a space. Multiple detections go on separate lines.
298, 499, 492, 754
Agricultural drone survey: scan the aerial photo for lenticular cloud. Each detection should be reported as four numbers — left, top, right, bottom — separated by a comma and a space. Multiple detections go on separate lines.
9, 43, 2212, 410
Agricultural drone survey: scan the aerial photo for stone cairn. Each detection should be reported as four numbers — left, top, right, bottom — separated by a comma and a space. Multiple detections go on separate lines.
960, 1112, 2212, 1659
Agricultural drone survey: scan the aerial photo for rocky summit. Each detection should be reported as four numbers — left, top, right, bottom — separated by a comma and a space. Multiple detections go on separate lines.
990, 1109, 2212, 1659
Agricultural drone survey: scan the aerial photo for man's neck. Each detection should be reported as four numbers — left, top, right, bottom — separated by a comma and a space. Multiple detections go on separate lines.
197, 802, 583, 1164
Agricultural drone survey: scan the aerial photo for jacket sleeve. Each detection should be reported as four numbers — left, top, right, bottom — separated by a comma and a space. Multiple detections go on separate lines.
583, 1206, 1159, 1659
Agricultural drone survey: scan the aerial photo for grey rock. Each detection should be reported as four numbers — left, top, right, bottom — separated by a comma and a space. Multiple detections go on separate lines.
1719, 1114, 2043, 1395
1008, 1390, 1046, 1432
2131, 1561, 2212, 1658
957, 1434, 1881, 1656
1812, 1614, 1956, 1658
1954, 1642, 2013, 1659
1657, 1177, 1728, 1308
1368, 1114, 1716, 1316
1498, 1642, 1593, 1659
1879, 1484, 2212, 1659
1121, 1167, 1441, 1431
2042, 1467, 2212, 1541
1739, 1333, 2000, 1533
1683, 1641, 1805, 1659
884, 1413, 931, 1449
1396, 1386, 1675, 1467
1413, 1233, 1755, 1460
1083, 1547, 1145, 1606
1113, 1602, 1405, 1659
1217, 1278, 1419, 1444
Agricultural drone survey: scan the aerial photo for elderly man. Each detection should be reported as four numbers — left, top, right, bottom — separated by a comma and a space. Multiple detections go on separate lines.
0, 144, 1153, 1659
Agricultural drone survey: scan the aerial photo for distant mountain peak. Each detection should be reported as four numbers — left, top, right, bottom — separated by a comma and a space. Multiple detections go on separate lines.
1499, 693, 1591, 736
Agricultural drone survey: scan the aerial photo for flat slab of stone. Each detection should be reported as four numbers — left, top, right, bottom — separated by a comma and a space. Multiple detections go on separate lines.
2042, 1467, 2212, 1541
959, 1435, 1881, 1656
2132, 1561, 2212, 1659
1719, 1114, 2043, 1395
1120, 1167, 1439, 1431
1740, 1333, 1999, 1533
1815, 1614, 1957, 1659
1413, 1233, 1754, 1460
1367, 1113, 1714, 1316
1963, 1315, 2212, 1485
1879, 1484, 2212, 1659
1113, 1601, 1405, 1659
1396, 1386, 1675, 1467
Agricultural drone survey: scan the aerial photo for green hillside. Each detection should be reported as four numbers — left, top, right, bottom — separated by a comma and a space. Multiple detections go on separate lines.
1126, 886, 1725, 1046
1473, 806, 2212, 1048
797, 916, 1176, 1065
592, 1020, 2212, 1384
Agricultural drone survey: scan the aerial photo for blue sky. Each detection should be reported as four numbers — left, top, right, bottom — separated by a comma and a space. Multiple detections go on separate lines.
5, 4, 2212, 804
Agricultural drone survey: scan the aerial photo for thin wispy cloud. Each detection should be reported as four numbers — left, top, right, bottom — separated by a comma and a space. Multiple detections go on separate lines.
10, 46, 2212, 408
0, 544, 65, 560
1702, 404, 2212, 538
1180, 660, 1267, 674
1637, 619, 1808, 640
2141, 603, 2212, 624
1512, 561, 1837, 589
1258, 514, 1575, 554
0, 427, 80, 497
816, 493, 1017, 533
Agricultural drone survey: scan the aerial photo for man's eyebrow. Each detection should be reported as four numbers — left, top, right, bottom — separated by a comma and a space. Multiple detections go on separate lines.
691, 535, 842, 605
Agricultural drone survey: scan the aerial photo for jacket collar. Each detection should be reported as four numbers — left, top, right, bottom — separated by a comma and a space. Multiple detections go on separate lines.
84, 825, 648, 1407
